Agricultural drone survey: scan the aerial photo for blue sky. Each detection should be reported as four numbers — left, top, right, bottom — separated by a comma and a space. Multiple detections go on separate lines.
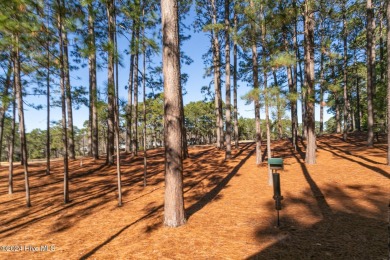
23, 7, 330, 133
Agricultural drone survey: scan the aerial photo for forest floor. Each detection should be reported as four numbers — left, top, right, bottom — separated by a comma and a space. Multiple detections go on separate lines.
0, 133, 389, 259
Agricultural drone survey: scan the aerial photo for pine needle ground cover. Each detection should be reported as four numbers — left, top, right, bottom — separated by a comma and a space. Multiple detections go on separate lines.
0, 134, 388, 259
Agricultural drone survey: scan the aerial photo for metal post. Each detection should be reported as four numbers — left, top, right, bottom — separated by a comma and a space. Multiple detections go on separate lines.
272, 172, 283, 227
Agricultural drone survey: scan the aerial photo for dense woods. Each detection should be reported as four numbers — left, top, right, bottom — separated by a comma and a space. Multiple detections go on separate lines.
0, 0, 389, 224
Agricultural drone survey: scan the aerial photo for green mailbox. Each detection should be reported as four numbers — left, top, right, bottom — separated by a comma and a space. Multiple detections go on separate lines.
268, 157, 284, 227
268, 158, 284, 172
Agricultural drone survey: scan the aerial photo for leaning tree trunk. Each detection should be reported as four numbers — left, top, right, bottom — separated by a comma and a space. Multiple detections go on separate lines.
366, 0, 376, 147
224, 0, 231, 159
304, 0, 316, 164
14, 34, 31, 207
161, 0, 186, 227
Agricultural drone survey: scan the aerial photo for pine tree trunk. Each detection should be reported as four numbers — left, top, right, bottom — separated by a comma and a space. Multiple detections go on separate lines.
88, 2, 98, 160
379, 1, 385, 84
224, 0, 231, 159
342, 1, 350, 141
113, 6, 122, 205
366, 0, 376, 147
233, 8, 239, 149
106, 0, 115, 164
356, 76, 361, 131
126, 31, 135, 154
318, 20, 325, 135
249, 0, 262, 165
0, 61, 12, 164
13, 34, 31, 207
211, 0, 223, 149
292, 0, 299, 148
57, 3, 69, 203
386, 0, 390, 165
297, 39, 306, 138
336, 99, 341, 133
284, 29, 297, 149
273, 69, 282, 139
331, 65, 341, 133
304, 0, 316, 164
161, 0, 186, 227
46, 6, 51, 173
132, 46, 139, 155
8, 79, 16, 194
142, 14, 147, 186
61, 0, 75, 160
260, 4, 271, 163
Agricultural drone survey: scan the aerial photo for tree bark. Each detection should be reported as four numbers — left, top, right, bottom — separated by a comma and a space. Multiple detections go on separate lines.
304, 0, 316, 164
366, 0, 375, 147
161, 0, 186, 227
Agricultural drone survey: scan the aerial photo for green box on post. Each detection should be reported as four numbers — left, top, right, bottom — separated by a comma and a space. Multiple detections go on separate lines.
268, 158, 284, 170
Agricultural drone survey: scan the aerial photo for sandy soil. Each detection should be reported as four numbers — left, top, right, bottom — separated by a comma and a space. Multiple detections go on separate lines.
0, 133, 388, 259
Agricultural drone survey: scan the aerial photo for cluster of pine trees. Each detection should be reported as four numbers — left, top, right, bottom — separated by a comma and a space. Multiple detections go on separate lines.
0, 0, 389, 227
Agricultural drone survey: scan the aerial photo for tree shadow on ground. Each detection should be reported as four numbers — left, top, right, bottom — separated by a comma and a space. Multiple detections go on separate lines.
0, 142, 258, 252
247, 140, 388, 259
247, 185, 388, 259
77, 142, 258, 258
185, 143, 255, 218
